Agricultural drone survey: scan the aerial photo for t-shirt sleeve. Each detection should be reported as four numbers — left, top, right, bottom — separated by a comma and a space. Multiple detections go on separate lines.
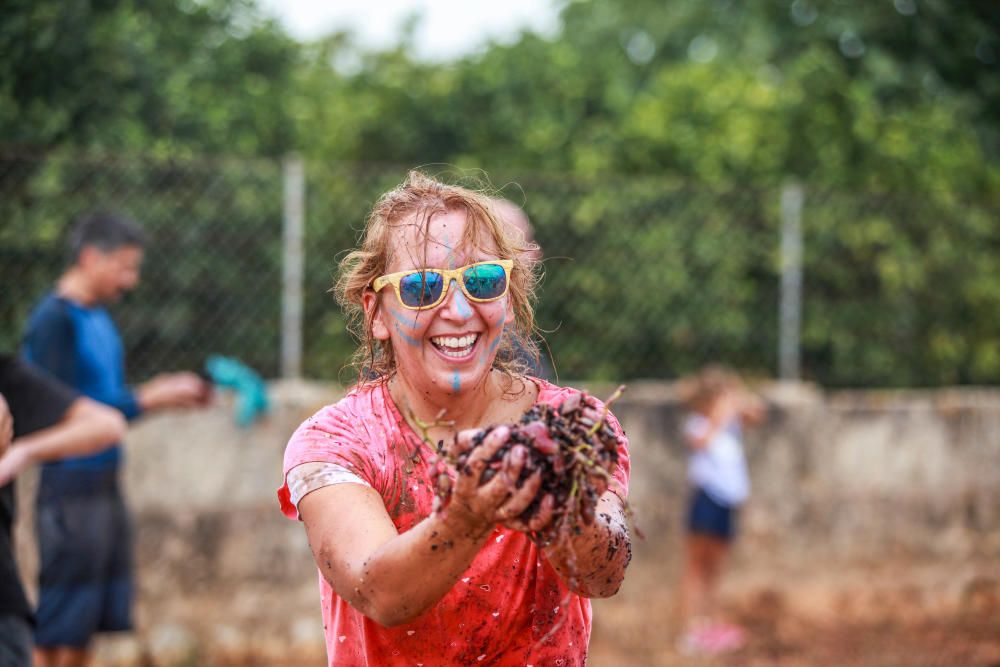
0, 357, 79, 438
285, 461, 373, 510
104, 381, 142, 421
277, 397, 385, 520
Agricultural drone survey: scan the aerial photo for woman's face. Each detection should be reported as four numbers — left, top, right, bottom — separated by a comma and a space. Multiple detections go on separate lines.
367, 209, 514, 398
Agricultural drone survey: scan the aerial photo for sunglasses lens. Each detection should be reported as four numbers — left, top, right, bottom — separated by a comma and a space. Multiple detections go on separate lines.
399, 271, 444, 308
462, 263, 508, 300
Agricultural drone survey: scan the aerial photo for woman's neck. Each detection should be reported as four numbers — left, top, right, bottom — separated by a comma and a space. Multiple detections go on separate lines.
389, 370, 501, 439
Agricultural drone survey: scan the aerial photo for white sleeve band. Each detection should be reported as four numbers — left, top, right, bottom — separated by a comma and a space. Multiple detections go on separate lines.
286, 461, 371, 509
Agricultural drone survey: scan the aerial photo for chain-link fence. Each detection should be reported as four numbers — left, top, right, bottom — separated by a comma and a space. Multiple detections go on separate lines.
2, 150, 998, 387
1, 151, 284, 380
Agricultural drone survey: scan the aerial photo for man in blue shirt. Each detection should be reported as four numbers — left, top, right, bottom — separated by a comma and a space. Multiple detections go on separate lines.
22, 211, 210, 667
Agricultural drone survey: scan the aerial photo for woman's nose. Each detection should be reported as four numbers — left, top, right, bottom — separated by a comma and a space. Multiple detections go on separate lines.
440, 279, 474, 321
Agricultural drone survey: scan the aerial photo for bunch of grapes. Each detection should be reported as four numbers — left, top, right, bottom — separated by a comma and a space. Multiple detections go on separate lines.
431, 386, 625, 544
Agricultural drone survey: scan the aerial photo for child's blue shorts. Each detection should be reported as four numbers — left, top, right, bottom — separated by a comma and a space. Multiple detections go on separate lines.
687, 487, 737, 541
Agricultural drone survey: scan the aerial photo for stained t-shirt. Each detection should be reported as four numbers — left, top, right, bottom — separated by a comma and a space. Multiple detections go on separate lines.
22, 292, 141, 470
0, 355, 77, 619
278, 378, 630, 667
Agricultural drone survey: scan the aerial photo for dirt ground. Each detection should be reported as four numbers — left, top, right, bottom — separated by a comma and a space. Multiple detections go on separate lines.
590, 613, 1000, 667
88, 540, 1000, 667
588, 546, 1000, 667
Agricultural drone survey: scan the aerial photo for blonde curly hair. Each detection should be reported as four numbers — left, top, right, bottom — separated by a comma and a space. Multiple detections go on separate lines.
334, 170, 541, 385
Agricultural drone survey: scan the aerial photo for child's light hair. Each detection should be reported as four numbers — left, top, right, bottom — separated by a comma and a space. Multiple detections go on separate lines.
676, 364, 741, 412
334, 170, 540, 385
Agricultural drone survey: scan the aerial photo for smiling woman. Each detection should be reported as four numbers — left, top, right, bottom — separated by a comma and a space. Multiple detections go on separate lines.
276, 171, 632, 666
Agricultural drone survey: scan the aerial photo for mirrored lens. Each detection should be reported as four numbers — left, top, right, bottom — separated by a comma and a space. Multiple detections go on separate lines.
462, 263, 508, 300
399, 271, 444, 307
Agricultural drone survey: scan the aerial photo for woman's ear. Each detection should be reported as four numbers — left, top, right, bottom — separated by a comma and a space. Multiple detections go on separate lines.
363, 290, 391, 341
504, 296, 516, 326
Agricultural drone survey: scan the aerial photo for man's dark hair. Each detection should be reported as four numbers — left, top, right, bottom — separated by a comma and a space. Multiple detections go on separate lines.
68, 211, 147, 262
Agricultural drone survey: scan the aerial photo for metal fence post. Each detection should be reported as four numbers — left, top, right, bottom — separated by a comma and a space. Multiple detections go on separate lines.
281, 154, 305, 379
779, 181, 804, 381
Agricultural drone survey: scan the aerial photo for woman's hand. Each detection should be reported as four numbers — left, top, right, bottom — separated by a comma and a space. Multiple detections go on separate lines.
446, 425, 554, 536
497, 443, 555, 534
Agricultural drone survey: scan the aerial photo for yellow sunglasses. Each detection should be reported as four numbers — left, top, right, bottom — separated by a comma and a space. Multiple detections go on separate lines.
372, 260, 514, 311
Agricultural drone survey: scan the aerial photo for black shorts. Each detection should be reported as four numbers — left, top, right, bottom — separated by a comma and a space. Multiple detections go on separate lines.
34, 466, 133, 648
0, 612, 33, 667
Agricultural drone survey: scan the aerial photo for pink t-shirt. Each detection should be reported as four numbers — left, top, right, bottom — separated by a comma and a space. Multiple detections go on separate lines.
277, 378, 630, 667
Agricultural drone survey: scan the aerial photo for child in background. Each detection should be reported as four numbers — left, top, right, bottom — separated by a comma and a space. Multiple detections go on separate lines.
675, 365, 766, 655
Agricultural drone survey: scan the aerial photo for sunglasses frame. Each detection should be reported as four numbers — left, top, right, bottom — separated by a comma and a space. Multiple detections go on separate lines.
372, 259, 514, 311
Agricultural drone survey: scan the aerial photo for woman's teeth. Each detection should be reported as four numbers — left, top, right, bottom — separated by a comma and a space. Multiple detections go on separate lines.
430, 334, 478, 357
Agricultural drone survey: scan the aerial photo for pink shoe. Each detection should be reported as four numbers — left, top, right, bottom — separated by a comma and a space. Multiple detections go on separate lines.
705, 622, 746, 651
677, 623, 746, 655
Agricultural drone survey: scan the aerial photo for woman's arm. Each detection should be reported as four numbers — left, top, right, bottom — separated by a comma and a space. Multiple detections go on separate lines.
542, 490, 631, 598
300, 483, 489, 627
299, 425, 543, 627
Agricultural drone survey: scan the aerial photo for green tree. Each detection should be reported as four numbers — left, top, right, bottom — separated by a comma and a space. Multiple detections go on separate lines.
0, 0, 299, 154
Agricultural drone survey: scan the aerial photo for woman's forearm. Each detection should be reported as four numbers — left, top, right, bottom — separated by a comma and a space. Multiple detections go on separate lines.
542, 491, 632, 598
362, 510, 493, 625
311, 492, 494, 627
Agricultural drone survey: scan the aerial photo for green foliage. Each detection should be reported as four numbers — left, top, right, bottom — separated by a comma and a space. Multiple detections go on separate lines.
0, 153, 283, 379
285, 0, 998, 386
1, 0, 998, 386
0, 0, 299, 154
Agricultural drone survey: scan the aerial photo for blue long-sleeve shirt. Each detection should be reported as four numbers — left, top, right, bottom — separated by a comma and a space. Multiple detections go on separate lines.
22, 292, 142, 469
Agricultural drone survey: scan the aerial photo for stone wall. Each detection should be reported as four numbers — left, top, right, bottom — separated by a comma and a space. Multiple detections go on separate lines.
14, 380, 1000, 663
613, 381, 1000, 564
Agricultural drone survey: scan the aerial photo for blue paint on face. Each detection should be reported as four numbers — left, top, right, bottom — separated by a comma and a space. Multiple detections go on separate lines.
385, 305, 421, 330
451, 280, 474, 319
441, 231, 457, 269
479, 326, 506, 365
394, 322, 421, 347
487, 330, 504, 354
452, 371, 461, 392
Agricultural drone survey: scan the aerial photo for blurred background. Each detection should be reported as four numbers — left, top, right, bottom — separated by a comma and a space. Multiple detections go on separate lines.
1, 0, 999, 665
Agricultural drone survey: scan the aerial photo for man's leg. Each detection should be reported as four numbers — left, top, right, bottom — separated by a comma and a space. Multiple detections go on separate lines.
34, 472, 118, 667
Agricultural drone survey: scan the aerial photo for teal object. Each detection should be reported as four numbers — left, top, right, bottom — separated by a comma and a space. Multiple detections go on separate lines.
204, 355, 269, 427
